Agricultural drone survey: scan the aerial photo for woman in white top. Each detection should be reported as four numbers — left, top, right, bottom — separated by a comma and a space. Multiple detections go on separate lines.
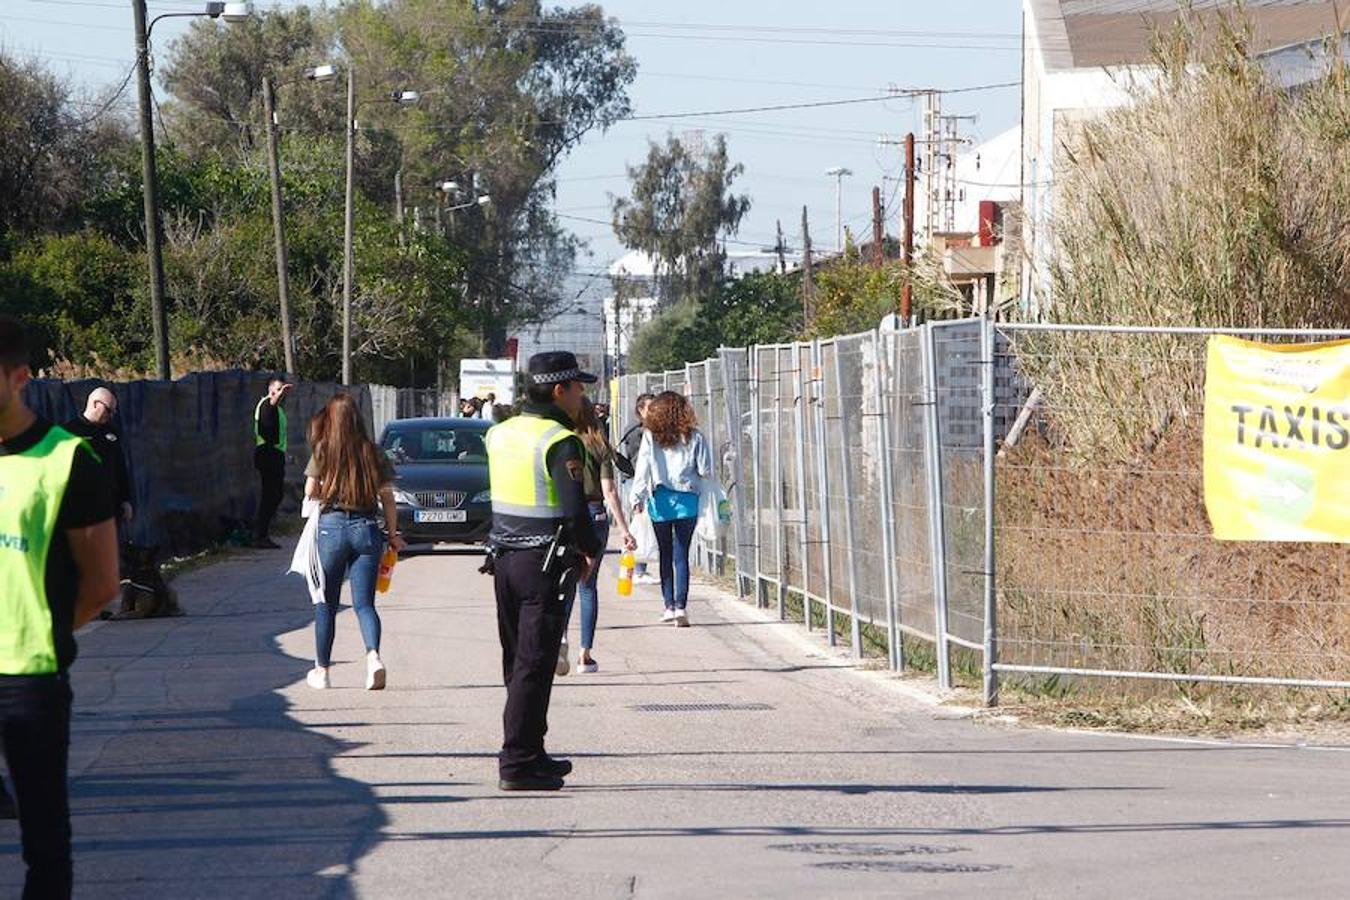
630, 392, 713, 626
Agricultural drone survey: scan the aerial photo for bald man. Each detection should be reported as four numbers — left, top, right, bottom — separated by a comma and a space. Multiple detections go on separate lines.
64, 387, 134, 523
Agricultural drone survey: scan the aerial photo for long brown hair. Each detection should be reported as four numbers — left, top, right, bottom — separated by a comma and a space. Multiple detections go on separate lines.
574, 396, 610, 461
645, 391, 696, 448
308, 393, 386, 509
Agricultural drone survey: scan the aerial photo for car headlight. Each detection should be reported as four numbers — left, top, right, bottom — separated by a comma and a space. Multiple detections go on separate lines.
393, 489, 418, 506
472, 490, 492, 504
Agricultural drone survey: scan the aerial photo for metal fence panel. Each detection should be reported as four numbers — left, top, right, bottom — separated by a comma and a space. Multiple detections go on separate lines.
720, 348, 755, 593
753, 346, 781, 591
777, 345, 806, 597
991, 323, 1350, 690
798, 343, 826, 612
836, 334, 888, 641
881, 329, 939, 646
930, 320, 987, 652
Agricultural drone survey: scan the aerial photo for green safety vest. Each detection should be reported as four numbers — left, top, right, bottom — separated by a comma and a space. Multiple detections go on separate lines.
0, 425, 83, 675
486, 414, 577, 539
254, 396, 287, 453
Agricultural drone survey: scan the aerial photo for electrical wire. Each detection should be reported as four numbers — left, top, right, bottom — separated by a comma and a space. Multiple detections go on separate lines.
67, 59, 137, 126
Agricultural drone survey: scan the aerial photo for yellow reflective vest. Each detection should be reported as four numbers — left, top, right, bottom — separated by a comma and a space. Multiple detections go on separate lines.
486, 414, 577, 543
0, 425, 83, 675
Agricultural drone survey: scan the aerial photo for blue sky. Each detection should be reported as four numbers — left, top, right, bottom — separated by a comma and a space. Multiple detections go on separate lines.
1, 0, 1024, 276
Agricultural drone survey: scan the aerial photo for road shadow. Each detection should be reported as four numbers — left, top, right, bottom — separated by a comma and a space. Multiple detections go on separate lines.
0, 559, 392, 898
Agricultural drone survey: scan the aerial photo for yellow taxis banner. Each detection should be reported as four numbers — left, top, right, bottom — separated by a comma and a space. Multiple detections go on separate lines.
1203, 335, 1350, 543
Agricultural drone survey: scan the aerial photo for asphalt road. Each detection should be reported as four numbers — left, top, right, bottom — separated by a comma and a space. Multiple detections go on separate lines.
5, 540, 1348, 898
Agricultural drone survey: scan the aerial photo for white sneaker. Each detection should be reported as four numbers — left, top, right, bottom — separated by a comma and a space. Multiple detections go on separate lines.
661, 608, 678, 623
578, 655, 599, 674
556, 638, 570, 677
306, 666, 330, 689
674, 610, 690, 628
365, 651, 386, 691
635, 573, 660, 585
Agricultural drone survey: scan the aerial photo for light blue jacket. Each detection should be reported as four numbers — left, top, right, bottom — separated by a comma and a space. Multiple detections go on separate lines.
631, 428, 714, 506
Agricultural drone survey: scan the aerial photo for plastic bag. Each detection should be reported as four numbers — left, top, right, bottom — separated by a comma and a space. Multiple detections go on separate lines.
696, 480, 730, 543
631, 508, 658, 563
288, 498, 326, 605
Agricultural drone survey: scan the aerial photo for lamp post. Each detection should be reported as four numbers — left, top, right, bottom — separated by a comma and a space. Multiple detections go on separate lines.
260, 64, 337, 377
132, 0, 252, 380
825, 166, 853, 255
341, 72, 420, 385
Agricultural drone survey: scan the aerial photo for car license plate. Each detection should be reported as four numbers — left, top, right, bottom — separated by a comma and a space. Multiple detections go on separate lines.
414, 510, 467, 524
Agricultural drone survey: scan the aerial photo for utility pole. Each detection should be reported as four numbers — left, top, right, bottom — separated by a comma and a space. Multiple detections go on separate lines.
775, 219, 787, 274
800, 205, 814, 328
394, 169, 404, 230
261, 76, 296, 375
342, 66, 356, 385
871, 185, 884, 267
902, 132, 916, 322
940, 113, 978, 233
923, 91, 941, 246
132, 0, 170, 380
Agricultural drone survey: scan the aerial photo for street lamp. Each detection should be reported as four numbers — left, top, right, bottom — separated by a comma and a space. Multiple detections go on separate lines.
825, 166, 853, 255
341, 69, 421, 385
133, 0, 253, 380
259, 62, 339, 377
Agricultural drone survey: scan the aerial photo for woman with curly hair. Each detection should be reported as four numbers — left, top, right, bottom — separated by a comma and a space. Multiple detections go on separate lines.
630, 391, 713, 626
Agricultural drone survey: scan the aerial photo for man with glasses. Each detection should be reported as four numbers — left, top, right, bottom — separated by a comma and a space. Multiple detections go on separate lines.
64, 387, 133, 525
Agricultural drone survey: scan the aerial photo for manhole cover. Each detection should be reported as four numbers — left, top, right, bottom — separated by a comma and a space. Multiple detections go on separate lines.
630, 702, 775, 712
771, 842, 967, 857
813, 861, 1008, 874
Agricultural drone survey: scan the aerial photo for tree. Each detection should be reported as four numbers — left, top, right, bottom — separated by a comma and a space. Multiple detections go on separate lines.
159, 7, 338, 156
335, 0, 637, 353
626, 270, 802, 371
0, 52, 133, 240
611, 133, 751, 309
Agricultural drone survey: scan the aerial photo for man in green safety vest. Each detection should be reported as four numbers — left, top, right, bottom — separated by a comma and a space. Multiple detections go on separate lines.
0, 316, 120, 898
484, 351, 603, 791
252, 376, 292, 549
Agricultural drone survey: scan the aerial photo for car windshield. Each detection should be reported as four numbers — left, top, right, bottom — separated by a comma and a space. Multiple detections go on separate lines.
382, 424, 490, 464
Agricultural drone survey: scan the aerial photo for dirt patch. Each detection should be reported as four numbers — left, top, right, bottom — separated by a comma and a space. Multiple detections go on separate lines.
993, 420, 1349, 726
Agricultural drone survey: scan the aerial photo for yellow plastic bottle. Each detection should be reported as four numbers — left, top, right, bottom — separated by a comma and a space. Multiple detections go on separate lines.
376, 546, 397, 593
617, 551, 635, 596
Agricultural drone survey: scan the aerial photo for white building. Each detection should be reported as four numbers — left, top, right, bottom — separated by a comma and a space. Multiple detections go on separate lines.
1020, 0, 1348, 312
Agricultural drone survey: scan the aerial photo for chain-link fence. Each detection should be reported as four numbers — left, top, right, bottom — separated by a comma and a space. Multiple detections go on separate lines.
620, 318, 1350, 705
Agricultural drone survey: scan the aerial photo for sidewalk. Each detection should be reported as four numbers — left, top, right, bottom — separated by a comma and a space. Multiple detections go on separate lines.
6, 540, 1350, 898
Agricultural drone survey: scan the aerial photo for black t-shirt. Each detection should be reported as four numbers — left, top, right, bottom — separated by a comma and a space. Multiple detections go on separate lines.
62, 415, 132, 507
1, 418, 116, 672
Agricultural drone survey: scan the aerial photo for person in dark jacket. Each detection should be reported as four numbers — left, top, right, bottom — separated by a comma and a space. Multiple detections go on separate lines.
252, 378, 292, 549
63, 387, 133, 524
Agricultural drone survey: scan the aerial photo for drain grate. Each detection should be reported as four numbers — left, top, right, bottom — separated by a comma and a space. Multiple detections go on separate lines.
631, 702, 775, 712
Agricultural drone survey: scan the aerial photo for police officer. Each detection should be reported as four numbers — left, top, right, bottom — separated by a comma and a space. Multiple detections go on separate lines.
485, 352, 603, 791
252, 377, 291, 549
0, 317, 120, 897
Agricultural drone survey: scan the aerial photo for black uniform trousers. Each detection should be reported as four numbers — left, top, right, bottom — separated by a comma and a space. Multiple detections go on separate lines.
253, 446, 285, 542
0, 675, 73, 900
493, 547, 577, 779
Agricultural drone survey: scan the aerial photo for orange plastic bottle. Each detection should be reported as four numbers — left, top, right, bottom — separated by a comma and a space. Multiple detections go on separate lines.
376, 546, 397, 593
617, 551, 635, 596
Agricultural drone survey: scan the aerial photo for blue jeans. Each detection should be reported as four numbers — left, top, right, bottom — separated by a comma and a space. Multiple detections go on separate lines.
314, 510, 385, 667
653, 516, 697, 610
564, 502, 610, 650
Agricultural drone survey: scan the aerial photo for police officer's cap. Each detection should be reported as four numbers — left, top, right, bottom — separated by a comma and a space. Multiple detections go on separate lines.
528, 351, 597, 385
